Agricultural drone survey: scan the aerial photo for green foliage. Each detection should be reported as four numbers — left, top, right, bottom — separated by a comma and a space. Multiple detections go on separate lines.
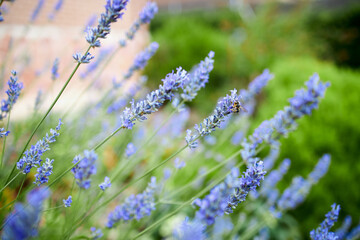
306, 2, 360, 69
255, 56, 360, 235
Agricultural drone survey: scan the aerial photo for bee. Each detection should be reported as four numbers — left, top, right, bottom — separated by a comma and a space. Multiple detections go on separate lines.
231, 101, 247, 113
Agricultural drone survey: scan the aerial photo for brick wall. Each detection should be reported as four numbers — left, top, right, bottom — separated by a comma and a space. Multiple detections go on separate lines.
0, 0, 152, 119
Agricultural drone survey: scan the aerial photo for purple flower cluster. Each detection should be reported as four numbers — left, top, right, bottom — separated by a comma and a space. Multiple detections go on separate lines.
30, 0, 45, 22
117, 67, 189, 129
51, 58, 59, 81
17, 119, 62, 174
240, 74, 330, 165
310, 203, 340, 240
106, 177, 157, 228
181, 51, 215, 101
276, 154, 331, 212
123, 42, 159, 82
63, 195, 72, 207
34, 158, 54, 186
2, 188, 50, 240
335, 216, 352, 239
121, 2, 158, 46
99, 176, 111, 191
72, 150, 98, 189
258, 158, 290, 204
125, 142, 136, 157
1, 70, 23, 120
48, 0, 64, 20
90, 227, 103, 239
186, 89, 245, 149
0, 128, 10, 138
73, 52, 95, 64
225, 161, 266, 214
241, 69, 274, 102
173, 218, 206, 240
193, 168, 240, 225
85, 0, 129, 48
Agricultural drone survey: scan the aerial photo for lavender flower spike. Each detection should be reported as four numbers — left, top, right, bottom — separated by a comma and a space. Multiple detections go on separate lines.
30, 0, 45, 22
106, 177, 156, 228
72, 150, 98, 189
48, 0, 64, 20
99, 176, 111, 191
193, 168, 240, 225
34, 158, 54, 186
51, 58, 59, 80
0, 128, 10, 138
117, 67, 189, 130
17, 119, 63, 174
121, 2, 158, 46
310, 203, 340, 240
225, 161, 266, 214
186, 89, 245, 149
181, 51, 215, 101
173, 218, 206, 240
126, 43, 159, 83
86, 0, 129, 48
63, 196, 72, 207
1, 70, 23, 120
73, 52, 95, 64
308, 154, 331, 184
2, 188, 50, 240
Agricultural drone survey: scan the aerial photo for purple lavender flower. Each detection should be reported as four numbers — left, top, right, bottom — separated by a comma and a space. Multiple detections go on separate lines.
336, 216, 352, 240
1, 188, 50, 240
1, 70, 23, 120
34, 158, 54, 186
346, 223, 360, 239
125, 42, 159, 79
174, 158, 186, 169
276, 176, 311, 212
258, 158, 290, 204
0, 128, 10, 138
186, 89, 245, 149
63, 195, 72, 207
99, 176, 111, 191
80, 47, 112, 79
231, 130, 244, 146
34, 89, 43, 111
17, 119, 62, 174
90, 227, 103, 239
30, 0, 45, 22
263, 141, 280, 170
121, 2, 158, 45
73, 52, 95, 64
308, 154, 331, 183
125, 142, 136, 157
225, 161, 266, 214
85, 0, 129, 48
193, 168, 240, 225
240, 74, 329, 165
0, 10, 3, 22
173, 218, 206, 240
139, 2, 158, 24
51, 58, 59, 81
48, 0, 64, 20
72, 150, 98, 189
117, 67, 189, 129
106, 177, 157, 228
181, 51, 214, 101
310, 203, 340, 240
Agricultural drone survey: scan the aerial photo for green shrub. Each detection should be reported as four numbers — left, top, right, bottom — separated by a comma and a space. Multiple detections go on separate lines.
255, 56, 360, 235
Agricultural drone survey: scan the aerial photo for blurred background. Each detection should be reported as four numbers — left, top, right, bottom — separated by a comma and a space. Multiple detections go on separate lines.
1, 0, 360, 238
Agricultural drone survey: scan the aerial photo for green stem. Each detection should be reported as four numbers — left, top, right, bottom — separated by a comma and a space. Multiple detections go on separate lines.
9, 175, 26, 212
0, 109, 12, 169
3, 46, 91, 190
67, 144, 190, 237
42, 205, 64, 212
132, 163, 243, 239
62, 46, 120, 119
0, 172, 21, 193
